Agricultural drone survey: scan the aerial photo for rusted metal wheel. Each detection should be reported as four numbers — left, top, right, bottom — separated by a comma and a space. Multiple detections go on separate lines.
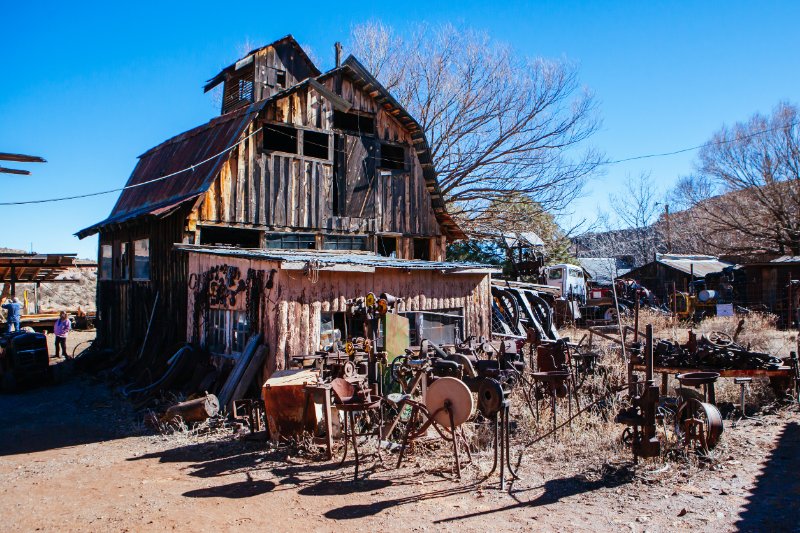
675, 398, 724, 451
707, 331, 733, 347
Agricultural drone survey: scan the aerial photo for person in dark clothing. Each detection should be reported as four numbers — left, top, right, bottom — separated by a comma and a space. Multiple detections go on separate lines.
1, 297, 23, 333
54, 311, 71, 358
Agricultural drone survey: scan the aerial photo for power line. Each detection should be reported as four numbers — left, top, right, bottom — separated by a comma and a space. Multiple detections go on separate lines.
0, 127, 263, 206
0, 118, 796, 207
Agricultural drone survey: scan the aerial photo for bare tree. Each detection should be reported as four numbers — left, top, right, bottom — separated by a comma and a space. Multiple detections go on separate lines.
348, 21, 603, 232
677, 103, 800, 257
602, 173, 663, 264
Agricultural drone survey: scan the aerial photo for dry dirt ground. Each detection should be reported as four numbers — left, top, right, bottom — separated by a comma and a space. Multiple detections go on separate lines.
0, 362, 798, 532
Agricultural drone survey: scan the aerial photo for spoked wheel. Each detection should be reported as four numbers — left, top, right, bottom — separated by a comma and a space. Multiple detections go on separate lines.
707, 331, 733, 347
675, 398, 724, 452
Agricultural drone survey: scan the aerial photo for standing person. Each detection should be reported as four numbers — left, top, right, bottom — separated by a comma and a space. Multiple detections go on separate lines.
1, 296, 23, 333
54, 311, 71, 358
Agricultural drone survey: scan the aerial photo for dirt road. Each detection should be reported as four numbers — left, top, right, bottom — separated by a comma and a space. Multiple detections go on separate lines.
0, 374, 798, 532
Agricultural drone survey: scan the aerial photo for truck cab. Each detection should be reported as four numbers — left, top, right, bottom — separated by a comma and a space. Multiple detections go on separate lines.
545, 264, 587, 305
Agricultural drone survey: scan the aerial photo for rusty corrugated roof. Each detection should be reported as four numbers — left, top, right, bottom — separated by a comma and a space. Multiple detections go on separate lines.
76, 102, 266, 238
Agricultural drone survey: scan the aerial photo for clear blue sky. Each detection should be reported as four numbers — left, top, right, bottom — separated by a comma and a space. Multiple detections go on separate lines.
1, 1, 798, 258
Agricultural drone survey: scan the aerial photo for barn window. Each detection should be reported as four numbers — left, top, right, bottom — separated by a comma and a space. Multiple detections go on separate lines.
118, 242, 129, 280
207, 309, 250, 356
133, 238, 150, 280
265, 233, 316, 250
276, 70, 287, 88
303, 130, 330, 159
377, 236, 397, 258
413, 238, 431, 260
333, 110, 375, 135
401, 310, 464, 346
99, 244, 112, 280
200, 226, 261, 248
222, 68, 255, 114
263, 124, 298, 154
324, 235, 368, 251
380, 143, 406, 170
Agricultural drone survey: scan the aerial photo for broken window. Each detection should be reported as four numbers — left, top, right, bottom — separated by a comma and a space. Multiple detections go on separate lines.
200, 226, 261, 248
207, 308, 250, 357
377, 236, 397, 258
380, 143, 406, 170
303, 130, 330, 160
413, 238, 431, 260
263, 124, 298, 154
276, 69, 287, 88
133, 238, 150, 280
265, 233, 316, 250
118, 242, 129, 280
324, 235, 368, 251
99, 244, 112, 280
333, 110, 375, 135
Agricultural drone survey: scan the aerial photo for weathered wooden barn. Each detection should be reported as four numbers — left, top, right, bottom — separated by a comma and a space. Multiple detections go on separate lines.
622, 254, 733, 302
76, 35, 484, 370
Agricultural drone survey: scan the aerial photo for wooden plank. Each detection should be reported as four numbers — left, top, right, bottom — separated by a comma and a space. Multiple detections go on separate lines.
0, 153, 46, 163
633, 365, 793, 378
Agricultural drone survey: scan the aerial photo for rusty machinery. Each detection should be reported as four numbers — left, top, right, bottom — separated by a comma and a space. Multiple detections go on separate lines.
653, 330, 784, 371
615, 325, 661, 463
672, 372, 724, 452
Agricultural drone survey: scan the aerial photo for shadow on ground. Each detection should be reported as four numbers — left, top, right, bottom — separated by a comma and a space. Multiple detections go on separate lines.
735, 421, 800, 532
0, 371, 135, 456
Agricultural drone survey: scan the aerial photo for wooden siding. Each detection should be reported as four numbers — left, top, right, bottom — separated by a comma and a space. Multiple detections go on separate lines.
96, 209, 190, 351
195, 81, 444, 252
186, 254, 491, 377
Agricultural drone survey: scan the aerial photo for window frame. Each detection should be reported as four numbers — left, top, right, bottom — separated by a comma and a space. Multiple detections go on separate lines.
265, 232, 316, 250
206, 308, 251, 357
117, 241, 130, 281
263, 123, 299, 155
99, 244, 113, 280
323, 235, 368, 251
132, 238, 150, 281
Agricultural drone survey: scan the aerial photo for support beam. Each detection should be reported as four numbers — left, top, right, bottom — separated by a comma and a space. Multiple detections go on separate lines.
0, 153, 47, 163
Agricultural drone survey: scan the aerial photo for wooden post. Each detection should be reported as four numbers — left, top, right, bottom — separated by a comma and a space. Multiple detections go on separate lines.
10, 265, 16, 297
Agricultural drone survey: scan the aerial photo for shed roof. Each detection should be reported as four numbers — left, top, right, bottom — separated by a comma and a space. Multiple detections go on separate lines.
625, 254, 733, 279
176, 245, 499, 274
578, 257, 632, 285
770, 256, 800, 263
76, 101, 266, 238
0, 253, 80, 283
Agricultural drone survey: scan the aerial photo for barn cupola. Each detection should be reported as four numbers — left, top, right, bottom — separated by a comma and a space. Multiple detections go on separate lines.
203, 35, 321, 115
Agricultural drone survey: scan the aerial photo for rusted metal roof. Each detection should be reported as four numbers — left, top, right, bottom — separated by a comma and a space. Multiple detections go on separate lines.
76, 102, 266, 238
770, 256, 800, 263
624, 254, 733, 279
0, 253, 79, 283
176, 245, 498, 274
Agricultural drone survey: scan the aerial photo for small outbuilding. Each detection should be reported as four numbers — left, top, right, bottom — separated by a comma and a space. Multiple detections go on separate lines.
741, 256, 800, 327
622, 254, 734, 302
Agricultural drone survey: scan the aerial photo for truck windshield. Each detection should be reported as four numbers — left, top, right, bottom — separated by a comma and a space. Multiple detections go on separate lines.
548, 269, 563, 280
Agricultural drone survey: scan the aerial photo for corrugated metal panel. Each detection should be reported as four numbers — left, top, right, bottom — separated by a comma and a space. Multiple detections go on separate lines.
176, 244, 498, 272
656, 254, 733, 277
76, 102, 266, 238
771, 256, 800, 263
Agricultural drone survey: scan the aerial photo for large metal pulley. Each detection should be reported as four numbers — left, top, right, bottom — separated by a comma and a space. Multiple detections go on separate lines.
425, 377, 474, 428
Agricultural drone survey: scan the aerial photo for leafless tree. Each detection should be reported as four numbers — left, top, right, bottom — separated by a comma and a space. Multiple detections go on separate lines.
348, 21, 603, 232
675, 102, 800, 257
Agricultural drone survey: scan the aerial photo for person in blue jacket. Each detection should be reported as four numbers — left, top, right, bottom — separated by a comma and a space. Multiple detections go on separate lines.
2, 297, 23, 333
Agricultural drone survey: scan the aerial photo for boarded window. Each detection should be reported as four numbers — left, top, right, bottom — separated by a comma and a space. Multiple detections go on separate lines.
133, 238, 150, 280
222, 68, 255, 114
324, 235, 368, 251
118, 242, 129, 280
413, 238, 431, 260
265, 233, 316, 250
100, 244, 112, 280
303, 130, 330, 159
333, 110, 375, 135
380, 143, 406, 170
377, 236, 397, 258
263, 124, 298, 154
200, 226, 261, 248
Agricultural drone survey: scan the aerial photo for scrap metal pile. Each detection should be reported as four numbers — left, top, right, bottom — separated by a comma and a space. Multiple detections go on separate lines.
651, 330, 784, 370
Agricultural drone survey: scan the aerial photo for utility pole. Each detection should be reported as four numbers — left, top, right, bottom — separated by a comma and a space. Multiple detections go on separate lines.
664, 204, 671, 253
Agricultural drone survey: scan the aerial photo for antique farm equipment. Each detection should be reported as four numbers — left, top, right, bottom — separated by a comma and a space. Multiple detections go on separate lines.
615, 325, 661, 463
674, 371, 724, 452
479, 377, 519, 490
330, 378, 383, 481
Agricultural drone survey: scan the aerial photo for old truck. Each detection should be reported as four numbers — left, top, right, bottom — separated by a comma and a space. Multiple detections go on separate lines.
544, 263, 627, 322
